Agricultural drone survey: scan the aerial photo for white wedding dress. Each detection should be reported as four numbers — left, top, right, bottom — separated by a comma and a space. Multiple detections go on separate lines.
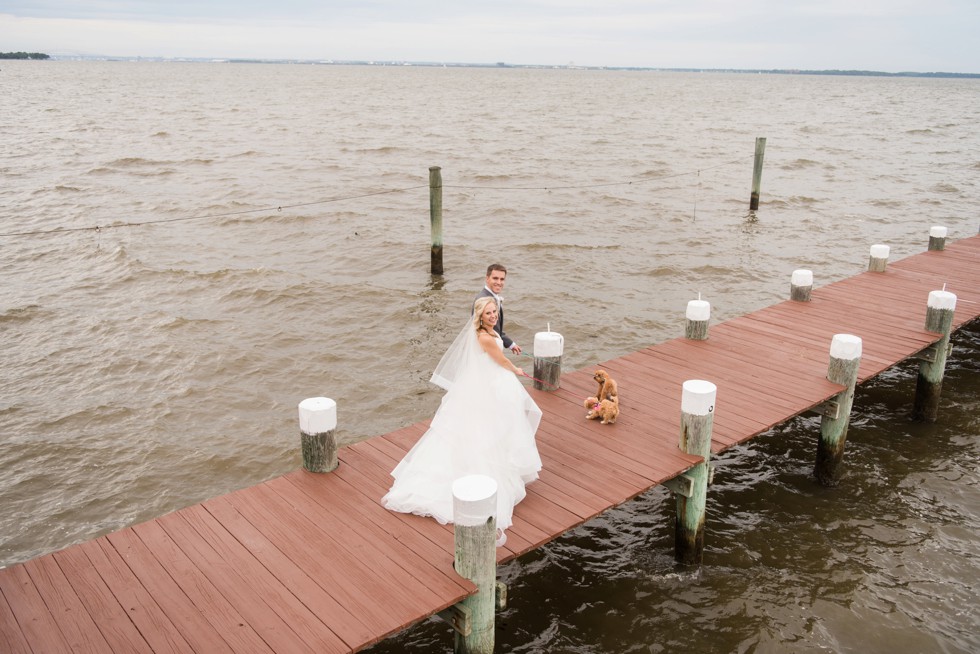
382, 320, 542, 540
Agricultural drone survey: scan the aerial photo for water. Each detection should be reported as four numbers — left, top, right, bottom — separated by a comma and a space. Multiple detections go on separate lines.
1, 61, 978, 652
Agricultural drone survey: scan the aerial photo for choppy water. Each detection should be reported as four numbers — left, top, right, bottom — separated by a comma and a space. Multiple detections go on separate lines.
1, 61, 978, 652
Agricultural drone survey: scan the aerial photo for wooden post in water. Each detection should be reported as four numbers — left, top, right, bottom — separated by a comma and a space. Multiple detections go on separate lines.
928, 226, 948, 251
912, 290, 957, 422
815, 334, 862, 486
452, 475, 498, 654
791, 269, 813, 302
675, 380, 716, 565
868, 244, 889, 272
430, 166, 444, 275
532, 327, 563, 390
685, 298, 710, 340
749, 137, 766, 211
298, 397, 338, 473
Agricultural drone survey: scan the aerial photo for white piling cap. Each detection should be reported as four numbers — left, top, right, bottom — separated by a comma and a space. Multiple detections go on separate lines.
681, 379, 717, 416
791, 269, 813, 286
298, 397, 337, 434
830, 334, 862, 361
927, 290, 957, 310
869, 244, 890, 258
534, 331, 564, 357
452, 474, 498, 527
686, 299, 711, 322
929, 226, 948, 238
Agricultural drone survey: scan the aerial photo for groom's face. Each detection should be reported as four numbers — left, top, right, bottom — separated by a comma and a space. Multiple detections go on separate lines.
486, 270, 506, 295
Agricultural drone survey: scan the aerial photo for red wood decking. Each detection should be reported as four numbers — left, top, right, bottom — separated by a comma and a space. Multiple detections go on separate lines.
2, 235, 978, 653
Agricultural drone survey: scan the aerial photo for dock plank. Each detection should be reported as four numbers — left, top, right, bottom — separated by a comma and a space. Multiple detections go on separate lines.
201, 495, 378, 649
175, 503, 353, 653
22, 555, 114, 652
107, 525, 260, 653
51, 546, 153, 653
0, 562, 74, 652
79, 538, 195, 653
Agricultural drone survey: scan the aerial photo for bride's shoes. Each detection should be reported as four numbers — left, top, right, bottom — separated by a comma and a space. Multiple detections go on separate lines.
495, 528, 507, 547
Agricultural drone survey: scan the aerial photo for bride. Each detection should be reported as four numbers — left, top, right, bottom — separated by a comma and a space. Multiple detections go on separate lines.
382, 295, 543, 546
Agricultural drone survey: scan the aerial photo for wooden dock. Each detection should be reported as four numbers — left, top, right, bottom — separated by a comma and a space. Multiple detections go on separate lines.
2, 235, 978, 653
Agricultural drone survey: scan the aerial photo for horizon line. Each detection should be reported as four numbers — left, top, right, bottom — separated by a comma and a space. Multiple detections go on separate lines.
12, 53, 979, 78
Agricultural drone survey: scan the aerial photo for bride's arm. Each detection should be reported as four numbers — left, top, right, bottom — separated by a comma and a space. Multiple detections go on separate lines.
478, 332, 526, 376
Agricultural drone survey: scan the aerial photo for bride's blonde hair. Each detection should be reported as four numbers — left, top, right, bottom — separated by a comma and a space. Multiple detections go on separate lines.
473, 296, 497, 331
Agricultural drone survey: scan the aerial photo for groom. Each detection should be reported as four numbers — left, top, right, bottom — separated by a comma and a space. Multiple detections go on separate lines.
475, 263, 522, 355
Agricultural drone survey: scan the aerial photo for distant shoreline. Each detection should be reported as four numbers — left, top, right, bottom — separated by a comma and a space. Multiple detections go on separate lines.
24, 54, 980, 78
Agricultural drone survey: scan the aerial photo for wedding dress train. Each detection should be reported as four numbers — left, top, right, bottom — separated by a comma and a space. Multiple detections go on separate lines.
382, 325, 542, 538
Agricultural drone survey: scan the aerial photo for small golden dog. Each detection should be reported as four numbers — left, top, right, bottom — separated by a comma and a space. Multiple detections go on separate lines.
584, 369, 620, 424
592, 369, 618, 403
584, 396, 619, 424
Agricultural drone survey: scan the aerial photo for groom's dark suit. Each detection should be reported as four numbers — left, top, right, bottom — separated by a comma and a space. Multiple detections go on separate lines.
475, 287, 514, 350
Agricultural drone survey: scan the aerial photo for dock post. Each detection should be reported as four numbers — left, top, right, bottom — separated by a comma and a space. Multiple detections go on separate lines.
452, 475, 498, 654
430, 166, 444, 275
749, 137, 766, 211
298, 397, 338, 473
868, 244, 889, 272
928, 226, 948, 251
532, 328, 563, 390
790, 269, 813, 302
912, 290, 957, 422
815, 335, 862, 486
675, 380, 717, 565
685, 299, 710, 340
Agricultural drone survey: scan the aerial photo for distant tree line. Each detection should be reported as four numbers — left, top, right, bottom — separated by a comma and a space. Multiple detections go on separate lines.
638, 67, 979, 79
0, 52, 50, 60
781, 68, 980, 79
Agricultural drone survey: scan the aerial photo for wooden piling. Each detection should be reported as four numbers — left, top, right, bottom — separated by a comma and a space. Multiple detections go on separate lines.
928, 226, 948, 252
452, 475, 498, 654
675, 380, 716, 565
912, 290, 957, 422
791, 269, 813, 302
749, 137, 766, 211
815, 334, 862, 486
532, 329, 563, 391
430, 166, 444, 275
685, 299, 710, 340
298, 397, 338, 473
868, 244, 889, 272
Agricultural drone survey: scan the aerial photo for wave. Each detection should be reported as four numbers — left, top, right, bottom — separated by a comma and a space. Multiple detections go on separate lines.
0, 304, 46, 324
350, 145, 404, 155
106, 157, 171, 167
521, 241, 620, 252
154, 315, 226, 331
787, 195, 820, 206
86, 159, 178, 177
780, 158, 822, 170
467, 173, 522, 183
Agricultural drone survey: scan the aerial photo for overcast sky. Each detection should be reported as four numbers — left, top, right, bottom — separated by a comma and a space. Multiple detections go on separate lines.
2, 1, 977, 73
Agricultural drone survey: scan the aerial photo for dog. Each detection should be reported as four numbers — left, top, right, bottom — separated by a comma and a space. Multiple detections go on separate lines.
584, 369, 620, 424
584, 395, 619, 424
592, 369, 618, 403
